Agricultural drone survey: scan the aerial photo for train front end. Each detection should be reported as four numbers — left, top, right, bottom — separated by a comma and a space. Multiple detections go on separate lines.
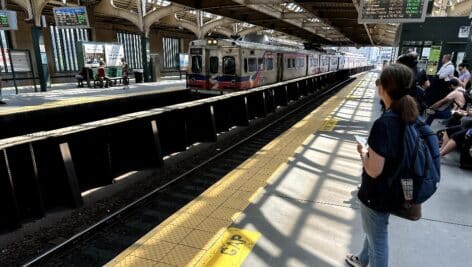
187, 39, 240, 92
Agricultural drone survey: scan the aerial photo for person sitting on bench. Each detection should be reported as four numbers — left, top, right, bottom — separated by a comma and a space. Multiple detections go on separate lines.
97, 61, 112, 88
76, 67, 86, 87
425, 78, 466, 125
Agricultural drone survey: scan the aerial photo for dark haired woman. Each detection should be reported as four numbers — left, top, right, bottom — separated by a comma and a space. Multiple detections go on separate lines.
346, 64, 419, 267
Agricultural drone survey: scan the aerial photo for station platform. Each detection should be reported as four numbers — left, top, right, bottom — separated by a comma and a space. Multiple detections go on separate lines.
106, 72, 472, 267
0, 78, 185, 116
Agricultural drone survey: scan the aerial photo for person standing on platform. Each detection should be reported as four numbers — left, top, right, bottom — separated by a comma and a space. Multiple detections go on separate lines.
397, 52, 429, 114
437, 54, 455, 82
0, 65, 5, 105
121, 58, 129, 89
346, 64, 420, 267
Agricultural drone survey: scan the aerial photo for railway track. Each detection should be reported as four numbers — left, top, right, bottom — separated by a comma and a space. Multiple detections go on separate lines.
23, 77, 356, 266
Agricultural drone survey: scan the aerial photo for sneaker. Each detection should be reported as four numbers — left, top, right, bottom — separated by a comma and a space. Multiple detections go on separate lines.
0, 100, 6, 105
345, 254, 365, 267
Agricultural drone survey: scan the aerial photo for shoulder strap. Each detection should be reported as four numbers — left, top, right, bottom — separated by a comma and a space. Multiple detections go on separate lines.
382, 111, 397, 118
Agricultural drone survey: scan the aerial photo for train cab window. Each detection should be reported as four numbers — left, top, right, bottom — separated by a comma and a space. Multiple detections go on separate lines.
248, 58, 257, 72
192, 56, 202, 73
266, 58, 274, 70
209, 56, 218, 73
223, 56, 236, 75
258, 58, 264, 70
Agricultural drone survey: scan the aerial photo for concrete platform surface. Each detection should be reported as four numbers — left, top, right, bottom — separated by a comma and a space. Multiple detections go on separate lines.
0, 78, 186, 115
107, 72, 471, 267
235, 72, 472, 267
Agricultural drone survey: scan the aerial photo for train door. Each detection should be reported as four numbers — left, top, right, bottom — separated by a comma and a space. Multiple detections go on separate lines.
188, 47, 206, 89
207, 49, 219, 90
277, 53, 283, 82
306, 55, 309, 76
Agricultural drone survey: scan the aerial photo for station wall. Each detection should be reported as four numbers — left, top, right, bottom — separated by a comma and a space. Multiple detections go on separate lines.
398, 16, 470, 70
1, 9, 196, 87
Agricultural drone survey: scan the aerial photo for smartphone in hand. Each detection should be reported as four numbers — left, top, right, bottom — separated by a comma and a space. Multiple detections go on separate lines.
354, 135, 367, 146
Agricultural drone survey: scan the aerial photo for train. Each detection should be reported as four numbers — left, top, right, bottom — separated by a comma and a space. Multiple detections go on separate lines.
186, 39, 368, 91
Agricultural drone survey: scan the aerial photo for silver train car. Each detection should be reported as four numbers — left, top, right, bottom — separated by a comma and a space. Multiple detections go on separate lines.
187, 39, 367, 91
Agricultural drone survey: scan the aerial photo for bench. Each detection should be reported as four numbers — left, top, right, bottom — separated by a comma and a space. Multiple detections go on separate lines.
83, 67, 127, 88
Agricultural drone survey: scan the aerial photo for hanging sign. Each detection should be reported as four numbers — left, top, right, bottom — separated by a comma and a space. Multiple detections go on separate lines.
104, 44, 125, 67
358, 0, 428, 24
458, 26, 470, 39
82, 43, 105, 68
53, 6, 90, 28
0, 10, 18, 30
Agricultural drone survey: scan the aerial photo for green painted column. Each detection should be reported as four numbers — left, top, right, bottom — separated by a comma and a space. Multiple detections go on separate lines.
141, 34, 150, 82
31, 26, 50, 92
465, 19, 472, 65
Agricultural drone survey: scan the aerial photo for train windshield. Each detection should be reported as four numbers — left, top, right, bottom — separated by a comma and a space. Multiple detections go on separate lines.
191, 56, 202, 73
223, 56, 235, 75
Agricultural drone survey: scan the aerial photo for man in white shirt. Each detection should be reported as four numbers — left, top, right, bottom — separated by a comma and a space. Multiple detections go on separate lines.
437, 54, 455, 82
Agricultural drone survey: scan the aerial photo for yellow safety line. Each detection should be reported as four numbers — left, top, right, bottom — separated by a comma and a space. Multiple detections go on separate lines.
106, 74, 367, 267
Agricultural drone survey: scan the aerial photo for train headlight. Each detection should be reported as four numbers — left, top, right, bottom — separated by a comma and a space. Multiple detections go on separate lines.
207, 39, 218, 45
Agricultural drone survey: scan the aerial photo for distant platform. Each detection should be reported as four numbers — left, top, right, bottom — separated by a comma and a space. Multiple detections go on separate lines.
0, 78, 186, 116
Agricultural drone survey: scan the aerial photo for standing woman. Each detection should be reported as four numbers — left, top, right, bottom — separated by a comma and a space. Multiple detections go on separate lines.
346, 64, 419, 267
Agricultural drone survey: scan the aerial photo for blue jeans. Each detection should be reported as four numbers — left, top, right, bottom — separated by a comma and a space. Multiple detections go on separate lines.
425, 108, 451, 125
357, 203, 390, 267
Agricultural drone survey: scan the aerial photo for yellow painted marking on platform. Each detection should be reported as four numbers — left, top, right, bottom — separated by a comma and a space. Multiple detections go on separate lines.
195, 228, 261, 267
319, 117, 339, 131
106, 73, 368, 267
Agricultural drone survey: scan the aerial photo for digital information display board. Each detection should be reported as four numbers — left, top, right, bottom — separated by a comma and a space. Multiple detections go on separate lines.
0, 10, 18, 30
358, 0, 428, 24
53, 6, 89, 28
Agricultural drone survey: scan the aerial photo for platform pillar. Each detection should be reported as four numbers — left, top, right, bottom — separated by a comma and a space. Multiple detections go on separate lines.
465, 18, 472, 65
141, 34, 150, 82
31, 26, 50, 92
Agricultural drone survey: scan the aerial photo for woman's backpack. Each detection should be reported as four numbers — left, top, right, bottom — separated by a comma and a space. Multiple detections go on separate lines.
383, 113, 441, 219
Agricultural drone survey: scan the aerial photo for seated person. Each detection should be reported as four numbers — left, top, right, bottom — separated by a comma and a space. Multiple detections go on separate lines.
441, 125, 472, 157
458, 63, 471, 90
75, 67, 86, 87
97, 62, 112, 88
425, 78, 466, 125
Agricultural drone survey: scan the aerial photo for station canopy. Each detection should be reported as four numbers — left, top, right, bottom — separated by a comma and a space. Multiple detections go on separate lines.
12, 0, 472, 47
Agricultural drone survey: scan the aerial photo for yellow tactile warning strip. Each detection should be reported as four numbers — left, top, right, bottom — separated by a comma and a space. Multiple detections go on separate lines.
197, 228, 261, 266
319, 117, 339, 132
106, 74, 367, 267
0, 87, 185, 116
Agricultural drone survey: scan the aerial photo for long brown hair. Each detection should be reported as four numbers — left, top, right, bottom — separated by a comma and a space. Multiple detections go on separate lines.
380, 64, 419, 123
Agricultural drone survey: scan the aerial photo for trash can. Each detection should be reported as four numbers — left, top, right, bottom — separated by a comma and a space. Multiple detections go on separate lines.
134, 70, 143, 83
